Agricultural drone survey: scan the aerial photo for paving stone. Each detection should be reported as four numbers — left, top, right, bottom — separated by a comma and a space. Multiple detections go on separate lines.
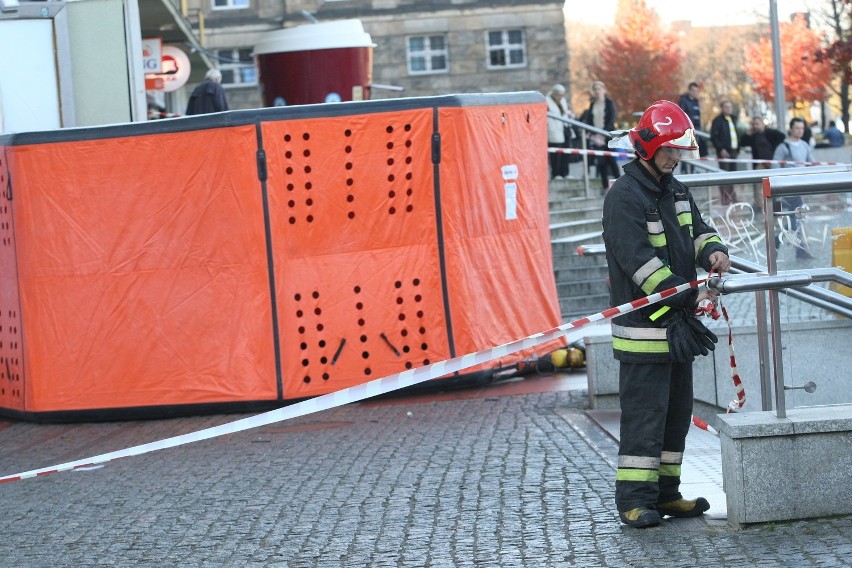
1, 387, 850, 566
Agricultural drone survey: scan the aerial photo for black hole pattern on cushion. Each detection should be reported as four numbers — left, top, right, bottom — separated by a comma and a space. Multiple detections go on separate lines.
281, 123, 419, 227
281, 131, 314, 225
290, 278, 430, 383
0, 303, 23, 399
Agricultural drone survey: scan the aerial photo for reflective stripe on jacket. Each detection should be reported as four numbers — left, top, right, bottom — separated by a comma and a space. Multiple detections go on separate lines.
602, 159, 727, 363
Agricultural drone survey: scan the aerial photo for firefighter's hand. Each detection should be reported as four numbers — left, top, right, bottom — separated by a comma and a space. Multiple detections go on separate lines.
709, 251, 731, 274
664, 313, 704, 363
684, 316, 718, 353
696, 288, 719, 307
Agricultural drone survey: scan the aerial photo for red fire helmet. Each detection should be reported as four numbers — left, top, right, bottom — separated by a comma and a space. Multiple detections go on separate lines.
629, 100, 699, 161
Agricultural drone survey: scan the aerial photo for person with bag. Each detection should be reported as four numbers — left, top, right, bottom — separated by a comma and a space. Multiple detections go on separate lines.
602, 101, 730, 529
545, 84, 575, 179
584, 80, 620, 190
771, 117, 816, 259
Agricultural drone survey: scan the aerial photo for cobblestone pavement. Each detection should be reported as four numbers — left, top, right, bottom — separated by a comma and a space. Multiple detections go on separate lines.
1, 380, 849, 567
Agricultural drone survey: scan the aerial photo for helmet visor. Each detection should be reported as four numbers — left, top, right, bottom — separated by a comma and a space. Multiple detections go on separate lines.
663, 128, 700, 160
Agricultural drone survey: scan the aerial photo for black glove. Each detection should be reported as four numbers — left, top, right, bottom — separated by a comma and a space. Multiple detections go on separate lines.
663, 312, 702, 363
684, 316, 718, 354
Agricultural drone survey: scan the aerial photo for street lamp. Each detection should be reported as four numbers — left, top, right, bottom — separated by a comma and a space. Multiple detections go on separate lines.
770, 0, 787, 128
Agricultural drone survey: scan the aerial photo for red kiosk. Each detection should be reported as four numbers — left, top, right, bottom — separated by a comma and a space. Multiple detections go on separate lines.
255, 19, 375, 107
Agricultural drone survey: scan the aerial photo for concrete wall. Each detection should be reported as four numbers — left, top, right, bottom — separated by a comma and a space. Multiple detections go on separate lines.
719, 405, 852, 524
585, 318, 852, 422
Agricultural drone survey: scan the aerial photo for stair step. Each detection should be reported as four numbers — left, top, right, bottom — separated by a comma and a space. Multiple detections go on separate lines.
549, 206, 604, 224
548, 196, 605, 211
551, 240, 604, 258
559, 293, 612, 319
550, 230, 604, 245
556, 278, 608, 297
549, 219, 603, 240
554, 265, 609, 282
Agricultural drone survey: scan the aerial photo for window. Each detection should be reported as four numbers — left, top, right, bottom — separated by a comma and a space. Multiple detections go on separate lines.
407, 34, 449, 75
212, 0, 249, 10
216, 49, 257, 87
486, 29, 526, 69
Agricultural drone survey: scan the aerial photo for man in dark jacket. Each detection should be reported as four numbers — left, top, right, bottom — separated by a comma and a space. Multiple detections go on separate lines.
185, 69, 229, 115
602, 100, 730, 529
739, 116, 785, 209
710, 100, 740, 205
677, 82, 708, 172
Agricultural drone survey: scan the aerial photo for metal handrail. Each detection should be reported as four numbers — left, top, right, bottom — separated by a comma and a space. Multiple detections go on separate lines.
707, 267, 852, 419
679, 164, 852, 187
546, 112, 608, 196
759, 172, 852, 418
546, 113, 720, 193
575, 247, 852, 418
765, 170, 852, 197
729, 257, 852, 318
571, 169, 852, 418
576, 246, 852, 318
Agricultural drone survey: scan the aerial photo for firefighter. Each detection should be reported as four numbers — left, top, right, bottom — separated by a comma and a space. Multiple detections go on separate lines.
601, 100, 731, 528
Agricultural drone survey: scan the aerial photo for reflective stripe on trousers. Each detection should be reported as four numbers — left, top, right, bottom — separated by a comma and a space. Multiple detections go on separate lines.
615, 360, 694, 512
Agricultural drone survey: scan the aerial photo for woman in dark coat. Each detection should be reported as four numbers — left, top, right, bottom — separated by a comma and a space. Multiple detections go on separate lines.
584, 81, 620, 190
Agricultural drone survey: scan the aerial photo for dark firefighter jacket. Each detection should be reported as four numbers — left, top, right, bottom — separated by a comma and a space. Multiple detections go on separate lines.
601, 159, 727, 363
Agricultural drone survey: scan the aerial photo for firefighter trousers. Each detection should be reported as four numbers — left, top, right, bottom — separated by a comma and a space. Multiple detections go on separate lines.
615, 360, 694, 512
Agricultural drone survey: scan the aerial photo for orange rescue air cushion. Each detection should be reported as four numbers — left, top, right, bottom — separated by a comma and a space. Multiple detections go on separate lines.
8, 127, 277, 411
261, 109, 450, 398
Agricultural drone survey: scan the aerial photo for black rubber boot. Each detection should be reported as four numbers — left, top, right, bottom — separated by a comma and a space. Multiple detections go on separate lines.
619, 507, 661, 528
657, 497, 710, 518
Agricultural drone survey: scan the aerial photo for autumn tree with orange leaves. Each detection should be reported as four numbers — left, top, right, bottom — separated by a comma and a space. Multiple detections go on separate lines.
814, 0, 852, 132
589, 0, 682, 125
743, 13, 833, 106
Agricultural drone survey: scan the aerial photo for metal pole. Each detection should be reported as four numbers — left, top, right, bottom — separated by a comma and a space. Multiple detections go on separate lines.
754, 290, 773, 411
581, 133, 590, 198
763, 179, 787, 418
770, 0, 787, 128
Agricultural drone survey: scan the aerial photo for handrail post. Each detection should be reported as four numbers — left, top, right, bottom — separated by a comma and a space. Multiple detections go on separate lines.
754, 289, 773, 411
763, 179, 787, 418
581, 132, 590, 197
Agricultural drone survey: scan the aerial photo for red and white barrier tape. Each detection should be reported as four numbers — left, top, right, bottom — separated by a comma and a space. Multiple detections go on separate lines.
711, 157, 847, 167
547, 146, 848, 167
694, 290, 746, 415
691, 415, 719, 436
547, 147, 629, 159
0, 279, 706, 483
720, 298, 746, 413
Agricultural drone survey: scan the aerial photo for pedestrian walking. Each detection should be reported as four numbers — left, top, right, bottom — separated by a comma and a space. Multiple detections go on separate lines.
185, 69, 229, 115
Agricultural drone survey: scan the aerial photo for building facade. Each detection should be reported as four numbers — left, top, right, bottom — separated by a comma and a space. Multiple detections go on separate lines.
186, 0, 568, 109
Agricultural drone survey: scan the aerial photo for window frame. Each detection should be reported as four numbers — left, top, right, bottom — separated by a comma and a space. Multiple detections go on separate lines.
215, 48, 257, 88
485, 28, 527, 70
406, 33, 449, 76
211, 0, 250, 11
